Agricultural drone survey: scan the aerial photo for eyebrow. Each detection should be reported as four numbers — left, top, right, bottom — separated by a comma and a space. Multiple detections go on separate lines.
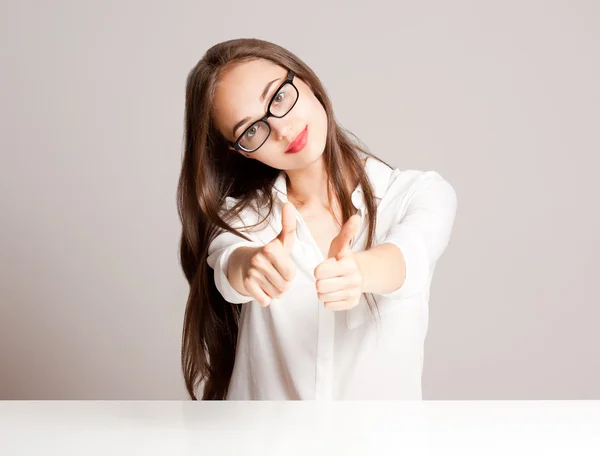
232, 76, 282, 139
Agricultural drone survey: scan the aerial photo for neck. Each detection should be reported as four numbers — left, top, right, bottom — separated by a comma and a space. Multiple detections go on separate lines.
285, 155, 330, 209
284, 155, 366, 210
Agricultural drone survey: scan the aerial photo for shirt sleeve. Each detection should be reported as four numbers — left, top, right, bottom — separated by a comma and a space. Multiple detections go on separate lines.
375, 170, 458, 300
206, 199, 263, 304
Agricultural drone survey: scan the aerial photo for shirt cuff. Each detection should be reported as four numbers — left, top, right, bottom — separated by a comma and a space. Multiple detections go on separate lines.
376, 224, 430, 300
210, 241, 258, 304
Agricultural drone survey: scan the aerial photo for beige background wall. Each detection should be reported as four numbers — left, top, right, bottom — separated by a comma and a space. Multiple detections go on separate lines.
1, 0, 598, 399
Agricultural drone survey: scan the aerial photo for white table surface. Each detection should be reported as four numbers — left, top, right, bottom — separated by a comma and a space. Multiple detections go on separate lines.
1, 401, 599, 455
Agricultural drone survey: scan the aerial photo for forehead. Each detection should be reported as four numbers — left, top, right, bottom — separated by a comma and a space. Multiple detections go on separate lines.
212, 59, 285, 137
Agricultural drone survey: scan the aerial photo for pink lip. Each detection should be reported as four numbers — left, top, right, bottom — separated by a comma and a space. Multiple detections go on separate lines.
285, 126, 308, 153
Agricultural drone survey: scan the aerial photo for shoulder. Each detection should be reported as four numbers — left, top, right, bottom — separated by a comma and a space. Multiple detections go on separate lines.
388, 169, 456, 197
364, 158, 456, 209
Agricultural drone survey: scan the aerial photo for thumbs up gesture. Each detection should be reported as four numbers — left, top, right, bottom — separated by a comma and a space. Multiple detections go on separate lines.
241, 202, 298, 307
313, 213, 365, 311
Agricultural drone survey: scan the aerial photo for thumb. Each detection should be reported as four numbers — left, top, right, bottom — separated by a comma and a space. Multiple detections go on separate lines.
277, 202, 297, 253
327, 213, 362, 259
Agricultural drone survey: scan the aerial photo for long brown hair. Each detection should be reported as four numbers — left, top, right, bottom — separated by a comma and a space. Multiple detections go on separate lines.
178, 38, 392, 400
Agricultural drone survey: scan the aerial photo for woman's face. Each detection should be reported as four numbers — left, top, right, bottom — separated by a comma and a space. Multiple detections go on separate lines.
212, 59, 328, 170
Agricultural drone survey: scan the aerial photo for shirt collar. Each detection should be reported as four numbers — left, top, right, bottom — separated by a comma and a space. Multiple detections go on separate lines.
271, 156, 390, 211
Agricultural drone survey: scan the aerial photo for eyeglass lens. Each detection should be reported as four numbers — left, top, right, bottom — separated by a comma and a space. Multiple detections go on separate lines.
238, 83, 298, 152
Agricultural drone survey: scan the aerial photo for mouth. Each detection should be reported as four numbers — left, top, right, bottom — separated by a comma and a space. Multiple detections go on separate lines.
285, 125, 309, 154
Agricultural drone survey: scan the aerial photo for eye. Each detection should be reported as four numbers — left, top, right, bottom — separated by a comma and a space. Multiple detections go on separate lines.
273, 89, 286, 105
245, 125, 258, 138
245, 122, 266, 139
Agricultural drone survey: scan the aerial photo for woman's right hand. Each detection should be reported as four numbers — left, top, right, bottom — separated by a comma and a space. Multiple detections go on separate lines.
241, 202, 298, 307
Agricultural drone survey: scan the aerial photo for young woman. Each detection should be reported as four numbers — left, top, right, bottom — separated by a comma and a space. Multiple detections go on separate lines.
178, 38, 457, 400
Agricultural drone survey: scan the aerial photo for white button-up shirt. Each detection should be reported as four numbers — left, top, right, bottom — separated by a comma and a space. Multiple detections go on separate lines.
206, 155, 458, 400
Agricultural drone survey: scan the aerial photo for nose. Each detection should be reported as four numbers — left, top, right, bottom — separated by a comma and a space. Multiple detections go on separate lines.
268, 116, 293, 141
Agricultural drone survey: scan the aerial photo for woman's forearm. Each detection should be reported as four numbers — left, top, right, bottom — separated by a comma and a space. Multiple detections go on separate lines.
355, 243, 407, 295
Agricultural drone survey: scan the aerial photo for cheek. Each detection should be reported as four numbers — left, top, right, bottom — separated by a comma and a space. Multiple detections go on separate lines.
293, 86, 327, 134
308, 99, 328, 148
306, 93, 326, 124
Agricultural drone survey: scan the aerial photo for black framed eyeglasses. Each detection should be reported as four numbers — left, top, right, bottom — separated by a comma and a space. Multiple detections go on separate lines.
230, 69, 299, 153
